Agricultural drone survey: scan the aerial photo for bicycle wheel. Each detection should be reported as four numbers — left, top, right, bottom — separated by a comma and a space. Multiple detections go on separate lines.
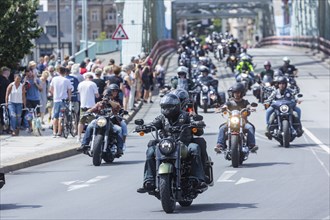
62, 114, 69, 139
32, 118, 42, 136
70, 112, 77, 137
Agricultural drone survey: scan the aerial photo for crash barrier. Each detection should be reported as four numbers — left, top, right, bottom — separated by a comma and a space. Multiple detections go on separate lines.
148, 39, 177, 68
256, 36, 330, 57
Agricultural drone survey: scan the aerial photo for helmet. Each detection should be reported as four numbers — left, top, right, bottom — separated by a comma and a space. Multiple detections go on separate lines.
177, 66, 188, 76
170, 89, 189, 110
231, 83, 245, 96
160, 93, 181, 119
103, 88, 112, 98
199, 57, 210, 66
199, 65, 209, 74
277, 76, 287, 85
241, 55, 249, 61
283, 56, 290, 63
264, 60, 271, 67
109, 83, 119, 91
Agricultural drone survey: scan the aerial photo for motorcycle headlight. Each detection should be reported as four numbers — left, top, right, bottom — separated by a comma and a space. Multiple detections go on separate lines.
96, 117, 107, 127
280, 105, 289, 113
230, 117, 240, 125
202, 85, 209, 93
241, 73, 248, 78
159, 139, 175, 156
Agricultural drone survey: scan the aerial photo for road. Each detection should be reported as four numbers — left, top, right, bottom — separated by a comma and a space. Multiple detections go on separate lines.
0, 46, 329, 220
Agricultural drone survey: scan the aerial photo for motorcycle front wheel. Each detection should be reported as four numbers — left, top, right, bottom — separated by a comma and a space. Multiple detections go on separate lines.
230, 135, 240, 168
203, 100, 208, 113
92, 134, 104, 166
282, 120, 290, 148
159, 174, 176, 213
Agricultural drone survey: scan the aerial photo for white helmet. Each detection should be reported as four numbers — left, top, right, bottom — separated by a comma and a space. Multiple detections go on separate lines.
283, 56, 290, 63
177, 66, 188, 76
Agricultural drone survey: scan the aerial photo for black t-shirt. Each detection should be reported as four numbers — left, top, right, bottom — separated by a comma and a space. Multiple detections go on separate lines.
225, 98, 250, 111
108, 75, 123, 87
279, 65, 297, 75
93, 78, 106, 102
0, 75, 10, 103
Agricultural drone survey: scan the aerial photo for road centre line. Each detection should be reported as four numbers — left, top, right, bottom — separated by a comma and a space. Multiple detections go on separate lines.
303, 127, 330, 154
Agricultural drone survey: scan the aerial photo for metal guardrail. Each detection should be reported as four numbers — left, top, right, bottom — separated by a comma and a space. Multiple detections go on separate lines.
148, 39, 177, 68
256, 36, 330, 56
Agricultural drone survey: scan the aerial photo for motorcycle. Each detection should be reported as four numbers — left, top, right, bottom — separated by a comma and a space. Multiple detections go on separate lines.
219, 103, 258, 168
85, 108, 128, 166
253, 75, 274, 104
236, 70, 252, 93
134, 115, 213, 213
0, 172, 5, 189
195, 78, 225, 113
0, 103, 10, 134
265, 94, 303, 148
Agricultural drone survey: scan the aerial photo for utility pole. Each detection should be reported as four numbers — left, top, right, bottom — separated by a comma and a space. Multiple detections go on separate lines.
56, 0, 61, 63
71, 0, 76, 59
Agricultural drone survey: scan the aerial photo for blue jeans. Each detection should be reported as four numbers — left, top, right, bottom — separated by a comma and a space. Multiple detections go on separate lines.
8, 102, 23, 130
143, 141, 205, 184
217, 123, 256, 147
266, 106, 301, 125
81, 119, 123, 150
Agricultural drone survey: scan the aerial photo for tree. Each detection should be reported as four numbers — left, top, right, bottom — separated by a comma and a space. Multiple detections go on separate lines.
0, 0, 43, 69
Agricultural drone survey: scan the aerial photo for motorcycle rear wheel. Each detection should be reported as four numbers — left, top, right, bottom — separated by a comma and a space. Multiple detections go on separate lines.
231, 135, 240, 168
92, 134, 104, 166
159, 174, 176, 213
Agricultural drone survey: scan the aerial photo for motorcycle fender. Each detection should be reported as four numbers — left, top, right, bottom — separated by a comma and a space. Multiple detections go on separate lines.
158, 163, 173, 174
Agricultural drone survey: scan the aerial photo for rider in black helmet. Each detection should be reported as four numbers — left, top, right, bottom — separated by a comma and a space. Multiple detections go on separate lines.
137, 93, 207, 193
215, 83, 258, 153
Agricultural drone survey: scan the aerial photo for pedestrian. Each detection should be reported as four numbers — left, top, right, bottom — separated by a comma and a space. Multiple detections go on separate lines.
0, 66, 11, 133
121, 65, 132, 111
70, 63, 84, 83
93, 68, 106, 103
128, 64, 137, 111
39, 71, 49, 124
76, 73, 99, 142
107, 65, 123, 106
49, 67, 72, 137
5, 74, 26, 136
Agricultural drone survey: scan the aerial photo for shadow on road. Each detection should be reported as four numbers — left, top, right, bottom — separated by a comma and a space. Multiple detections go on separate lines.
241, 162, 291, 168
0, 203, 42, 211
99, 159, 144, 166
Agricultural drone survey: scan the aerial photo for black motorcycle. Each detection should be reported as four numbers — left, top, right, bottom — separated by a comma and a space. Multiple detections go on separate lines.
134, 115, 213, 213
253, 75, 274, 104
266, 94, 303, 147
0, 172, 5, 189
86, 108, 127, 166
219, 103, 258, 168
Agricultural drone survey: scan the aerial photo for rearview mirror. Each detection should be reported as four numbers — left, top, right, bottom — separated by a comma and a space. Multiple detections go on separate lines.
193, 114, 203, 121
251, 102, 258, 107
134, 119, 144, 125
297, 94, 303, 98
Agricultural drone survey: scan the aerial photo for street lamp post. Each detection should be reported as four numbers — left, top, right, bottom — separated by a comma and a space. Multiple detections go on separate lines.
115, 0, 125, 64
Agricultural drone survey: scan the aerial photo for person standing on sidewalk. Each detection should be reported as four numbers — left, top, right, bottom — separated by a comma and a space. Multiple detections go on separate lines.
5, 74, 26, 136
0, 66, 10, 133
49, 67, 72, 137
76, 73, 99, 142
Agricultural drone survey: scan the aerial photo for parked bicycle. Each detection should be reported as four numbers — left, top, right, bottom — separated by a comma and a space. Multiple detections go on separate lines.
60, 99, 78, 138
23, 105, 43, 136
0, 103, 10, 134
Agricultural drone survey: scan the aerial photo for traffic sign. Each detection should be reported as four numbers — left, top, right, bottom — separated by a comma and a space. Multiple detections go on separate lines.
111, 24, 129, 40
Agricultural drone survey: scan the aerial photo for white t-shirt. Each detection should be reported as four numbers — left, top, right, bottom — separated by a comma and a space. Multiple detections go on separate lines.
50, 75, 71, 102
77, 80, 98, 108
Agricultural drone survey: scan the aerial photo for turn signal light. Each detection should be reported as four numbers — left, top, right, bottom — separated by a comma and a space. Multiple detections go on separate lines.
192, 127, 198, 134
139, 131, 145, 136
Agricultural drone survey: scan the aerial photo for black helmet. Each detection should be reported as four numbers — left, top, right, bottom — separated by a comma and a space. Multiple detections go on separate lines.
277, 76, 287, 85
170, 89, 189, 110
231, 83, 245, 96
109, 83, 119, 91
199, 65, 209, 74
103, 88, 112, 98
160, 93, 181, 119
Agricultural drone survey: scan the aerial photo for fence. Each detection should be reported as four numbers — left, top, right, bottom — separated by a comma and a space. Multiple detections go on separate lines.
256, 36, 330, 56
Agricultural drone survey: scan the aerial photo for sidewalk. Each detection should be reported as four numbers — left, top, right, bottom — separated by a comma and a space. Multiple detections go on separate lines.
0, 50, 175, 173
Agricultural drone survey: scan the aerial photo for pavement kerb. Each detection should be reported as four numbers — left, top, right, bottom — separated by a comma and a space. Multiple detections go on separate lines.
0, 49, 175, 174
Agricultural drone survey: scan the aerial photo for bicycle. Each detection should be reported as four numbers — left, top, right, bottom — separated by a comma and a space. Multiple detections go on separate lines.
60, 99, 78, 138
23, 105, 42, 136
0, 103, 10, 134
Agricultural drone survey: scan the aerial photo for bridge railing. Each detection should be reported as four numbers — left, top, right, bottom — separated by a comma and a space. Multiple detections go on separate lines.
148, 39, 177, 68
256, 36, 330, 57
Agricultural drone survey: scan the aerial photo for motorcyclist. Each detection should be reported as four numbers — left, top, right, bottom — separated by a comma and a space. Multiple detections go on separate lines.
236, 55, 255, 88
253, 61, 275, 102
259, 61, 274, 82
279, 56, 298, 77
136, 93, 207, 193
170, 66, 194, 91
264, 76, 303, 138
76, 86, 126, 155
214, 83, 258, 153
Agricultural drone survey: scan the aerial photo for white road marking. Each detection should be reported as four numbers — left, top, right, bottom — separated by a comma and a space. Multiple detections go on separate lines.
235, 177, 255, 185
217, 171, 237, 182
303, 127, 330, 154
62, 176, 109, 191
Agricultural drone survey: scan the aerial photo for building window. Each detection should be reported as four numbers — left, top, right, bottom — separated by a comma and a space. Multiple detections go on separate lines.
91, 10, 99, 21
106, 12, 114, 20
46, 25, 57, 37
92, 30, 99, 40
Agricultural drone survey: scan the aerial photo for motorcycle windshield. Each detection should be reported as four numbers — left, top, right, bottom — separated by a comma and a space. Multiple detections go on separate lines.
271, 99, 295, 109
262, 75, 273, 84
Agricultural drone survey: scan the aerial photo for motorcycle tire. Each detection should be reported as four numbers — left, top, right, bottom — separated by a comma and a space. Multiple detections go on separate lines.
230, 135, 240, 168
179, 200, 193, 207
92, 134, 104, 166
282, 120, 290, 148
203, 100, 208, 113
159, 174, 176, 213
102, 152, 115, 163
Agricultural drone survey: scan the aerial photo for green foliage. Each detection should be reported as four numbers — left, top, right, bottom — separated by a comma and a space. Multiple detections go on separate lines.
213, 18, 222, 32
96, 32, 107, 40
0, 0, 43, 69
